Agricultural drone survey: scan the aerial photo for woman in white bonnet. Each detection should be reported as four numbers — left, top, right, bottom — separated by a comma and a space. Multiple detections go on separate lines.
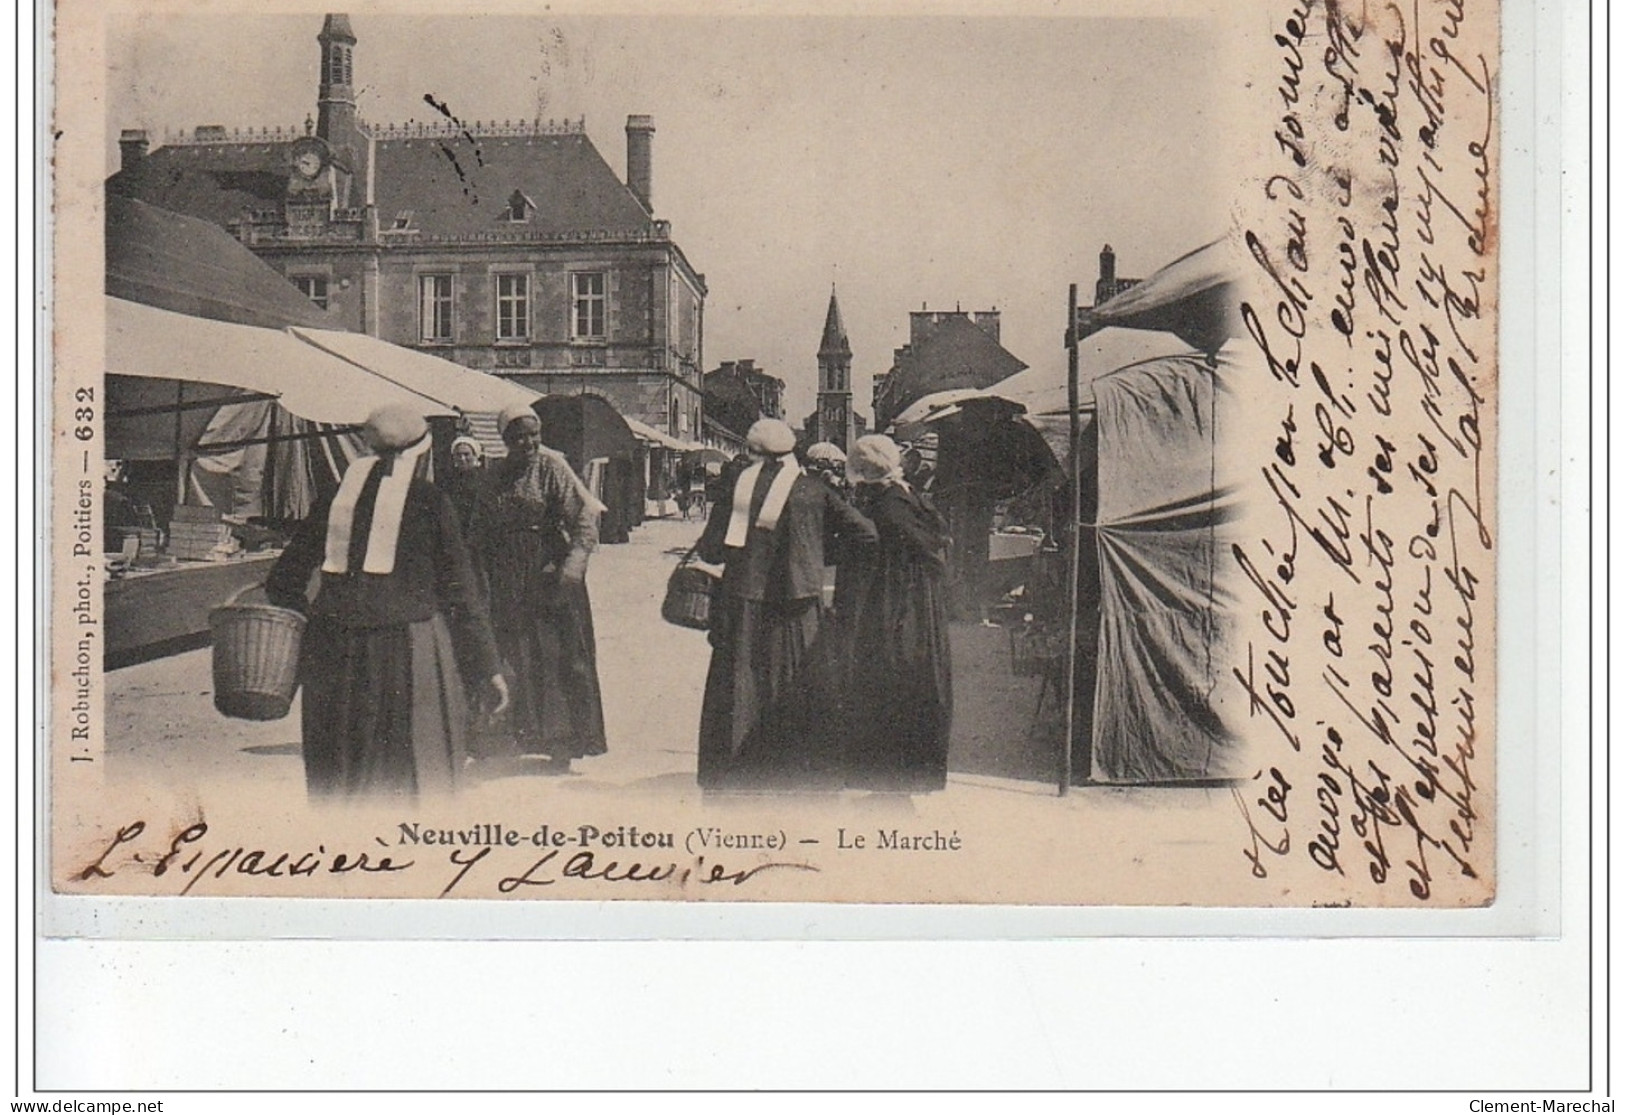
835, 433, 954, 793
693, 418, 877, 790
265, 403, 507, 798
442, 434, 488, 536
465, 401, 608, 772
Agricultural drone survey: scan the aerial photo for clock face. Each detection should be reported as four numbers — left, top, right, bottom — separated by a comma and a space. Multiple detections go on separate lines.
294, 151, 323, 178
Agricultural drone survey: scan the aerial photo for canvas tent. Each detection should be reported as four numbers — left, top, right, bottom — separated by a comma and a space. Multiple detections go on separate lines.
106, 296, 451, 519
1086, 348, 1242, 782
531, 393, 644, 543
895, 238, 1247, 785
105, 196, 540, 521
1073, 237, 1246, 783
106, 194, 343, 331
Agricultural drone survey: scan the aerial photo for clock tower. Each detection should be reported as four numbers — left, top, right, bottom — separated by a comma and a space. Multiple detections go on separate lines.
295, 14, 365, 217
316, 14, 358, 146
816, 286, 855, 452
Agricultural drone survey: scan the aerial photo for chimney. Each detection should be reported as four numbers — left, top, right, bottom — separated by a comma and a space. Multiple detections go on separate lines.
625, 114, 655, 212
1100, 243, 1116, 287
118, 129, 148, 171
909, 310, 938, 348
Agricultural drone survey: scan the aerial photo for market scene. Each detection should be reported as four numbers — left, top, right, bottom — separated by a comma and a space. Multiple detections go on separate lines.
99, 13, 1247, 807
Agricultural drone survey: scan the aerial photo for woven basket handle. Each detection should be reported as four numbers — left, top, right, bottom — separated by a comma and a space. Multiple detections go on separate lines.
220, 581, 268, 609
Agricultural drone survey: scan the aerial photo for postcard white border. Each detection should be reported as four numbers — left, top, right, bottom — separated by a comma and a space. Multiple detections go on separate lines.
22, 0, 1602, 1095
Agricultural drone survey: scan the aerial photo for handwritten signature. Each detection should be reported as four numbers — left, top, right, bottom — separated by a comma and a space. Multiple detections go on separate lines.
73, 821, 819, 898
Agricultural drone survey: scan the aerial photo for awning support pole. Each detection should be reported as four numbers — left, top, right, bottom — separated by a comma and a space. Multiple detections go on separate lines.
172, 380, 187, 507
1062, 283, 1081, 797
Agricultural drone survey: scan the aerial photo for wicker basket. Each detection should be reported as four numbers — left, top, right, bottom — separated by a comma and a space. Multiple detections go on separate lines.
210, 582, 306, 721
662, 549, 718, 631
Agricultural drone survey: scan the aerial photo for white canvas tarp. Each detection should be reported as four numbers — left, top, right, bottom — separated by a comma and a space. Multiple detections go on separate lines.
1088, 349, 1243, 783
106, 297, 456, 425
289, 327, 539, 415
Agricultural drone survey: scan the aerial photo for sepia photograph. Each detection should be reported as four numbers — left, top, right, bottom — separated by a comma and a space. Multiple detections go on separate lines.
32, 0, 1611, 1102
49, 0, 1497, 908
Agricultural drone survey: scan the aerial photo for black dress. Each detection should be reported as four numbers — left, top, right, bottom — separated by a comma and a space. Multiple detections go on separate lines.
265, 479, 500, 798
694, 462, 876, 790
837, 483, 954, 792
440, 465, 490, 539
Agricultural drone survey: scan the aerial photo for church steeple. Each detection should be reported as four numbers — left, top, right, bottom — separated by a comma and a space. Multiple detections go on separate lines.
815, 286, 855, 451
818, 286, 851, 361
317, 14, 358, 145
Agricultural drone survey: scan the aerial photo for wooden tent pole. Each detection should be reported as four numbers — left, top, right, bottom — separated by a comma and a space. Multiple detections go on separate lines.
172, 379, 187, 507
1062, 283, 1081, 796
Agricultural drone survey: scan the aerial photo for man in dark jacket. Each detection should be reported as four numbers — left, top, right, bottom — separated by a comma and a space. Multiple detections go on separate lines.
694, 418, 876, 790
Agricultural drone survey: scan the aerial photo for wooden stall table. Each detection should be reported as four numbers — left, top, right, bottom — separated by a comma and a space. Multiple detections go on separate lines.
104, 552, 279, 669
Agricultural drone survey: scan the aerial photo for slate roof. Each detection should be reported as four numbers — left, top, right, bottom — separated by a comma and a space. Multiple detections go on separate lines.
107, 126, 656, 242
321, 13, 355, 42
881, 315, 1028, 423
107, 141, 294, 228
818, 288, 850, 358
371, 130, 654, 238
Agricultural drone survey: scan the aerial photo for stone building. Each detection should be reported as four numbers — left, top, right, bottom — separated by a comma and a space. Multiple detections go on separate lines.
703, 359, 786, 446
106, 13, 708, 440
871, 306, 1026, 430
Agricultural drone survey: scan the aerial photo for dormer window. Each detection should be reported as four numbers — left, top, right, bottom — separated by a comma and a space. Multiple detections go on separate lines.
390, 210, 415, 231
504, 190, 536, 223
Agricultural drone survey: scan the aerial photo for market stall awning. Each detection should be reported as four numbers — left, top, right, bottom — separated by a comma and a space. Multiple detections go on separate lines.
1077, 237, 1242, 353
891, 330, 1172, 428
106, 296, 452, 426
289, 327, 540, 415
624, 416, 702, 451
891, 388, 1000, 427
105, 195, 343, 331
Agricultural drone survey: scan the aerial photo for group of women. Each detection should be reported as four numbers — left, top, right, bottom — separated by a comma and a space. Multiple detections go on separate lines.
262, 405, 954, 801
266, 402, 607, 798
695, 419, 954, 795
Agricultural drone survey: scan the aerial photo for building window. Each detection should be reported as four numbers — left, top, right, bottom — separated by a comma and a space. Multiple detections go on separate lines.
505, 190, 535, 223
292, 275, 328, 310
496, 273, 530, 341
572, 272, 606, 340
419, 274, 453, 343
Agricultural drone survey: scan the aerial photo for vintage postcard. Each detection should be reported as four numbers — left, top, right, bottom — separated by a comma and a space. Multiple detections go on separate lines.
45, 0, 1499, 910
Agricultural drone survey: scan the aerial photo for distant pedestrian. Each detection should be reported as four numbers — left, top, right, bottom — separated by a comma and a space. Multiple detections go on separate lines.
265, 404, 507, 798
442, 435, 489, 537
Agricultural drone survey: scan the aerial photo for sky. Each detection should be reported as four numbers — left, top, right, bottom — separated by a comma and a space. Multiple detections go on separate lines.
106, 12, 1229, 423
